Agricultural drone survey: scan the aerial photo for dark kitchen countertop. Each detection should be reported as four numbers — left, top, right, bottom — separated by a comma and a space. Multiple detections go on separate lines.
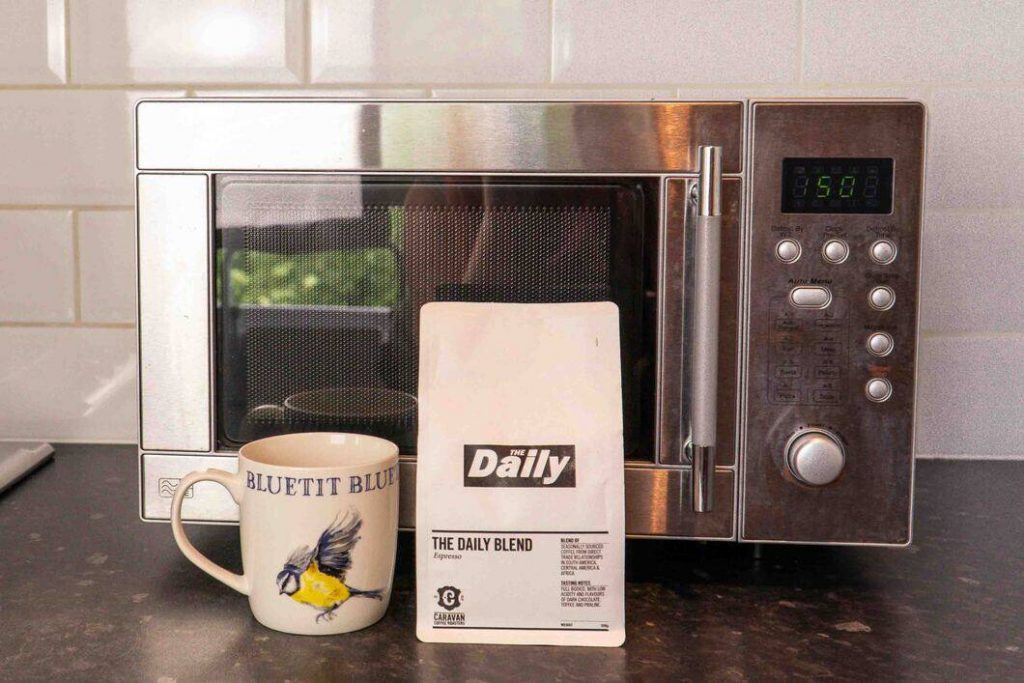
1, 445, 1021, 681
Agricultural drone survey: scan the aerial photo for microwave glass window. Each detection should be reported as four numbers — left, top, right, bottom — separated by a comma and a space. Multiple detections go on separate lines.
781, 158, 893, 214
213, 175, 657, 459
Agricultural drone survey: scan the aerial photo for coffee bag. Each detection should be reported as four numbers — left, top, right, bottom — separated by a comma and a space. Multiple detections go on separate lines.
416, 302, 625, 646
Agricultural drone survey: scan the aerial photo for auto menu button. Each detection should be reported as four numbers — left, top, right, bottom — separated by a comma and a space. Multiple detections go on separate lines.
790, 286, 832, 309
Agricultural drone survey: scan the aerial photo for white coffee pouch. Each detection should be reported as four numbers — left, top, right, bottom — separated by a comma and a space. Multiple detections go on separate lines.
416, 302, 625, 647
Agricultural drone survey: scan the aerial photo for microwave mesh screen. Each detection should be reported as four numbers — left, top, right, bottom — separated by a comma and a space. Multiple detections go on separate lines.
214, 176, 649, 456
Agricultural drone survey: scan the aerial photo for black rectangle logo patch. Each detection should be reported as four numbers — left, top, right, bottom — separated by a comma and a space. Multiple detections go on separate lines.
463, 445, 576, 487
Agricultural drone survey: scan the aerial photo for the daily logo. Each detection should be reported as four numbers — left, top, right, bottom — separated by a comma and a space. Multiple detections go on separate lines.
463, 445, 576, 488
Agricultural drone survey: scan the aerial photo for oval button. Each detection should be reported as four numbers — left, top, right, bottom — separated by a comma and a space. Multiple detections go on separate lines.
790, 286, 832, 309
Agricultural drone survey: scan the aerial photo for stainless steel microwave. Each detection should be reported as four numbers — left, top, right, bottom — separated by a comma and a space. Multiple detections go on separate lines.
136, 99, 925, 546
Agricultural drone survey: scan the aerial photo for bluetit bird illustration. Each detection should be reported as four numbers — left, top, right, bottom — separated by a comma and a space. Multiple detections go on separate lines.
275, 509, 383, 622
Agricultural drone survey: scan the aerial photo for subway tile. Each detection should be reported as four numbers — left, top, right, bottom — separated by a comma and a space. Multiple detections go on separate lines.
805, 1, 1024, 84
192, 88, 429, 98
0, 327, 137, 443
926, 89, 1024, 211
552, 0, 800, 84
916, 336, 1024, 457
78, 211, 136, 324
0, 211, 74, 322
311, 0, 550, 83
69, 0, 303, 83
920, 211, 1024, 334
0, 90, 182, 205
0, 0, 66, 84
431, 88, 677, 100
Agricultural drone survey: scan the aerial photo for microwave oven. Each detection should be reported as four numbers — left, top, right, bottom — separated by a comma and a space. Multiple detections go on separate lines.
136, 99, 925, 545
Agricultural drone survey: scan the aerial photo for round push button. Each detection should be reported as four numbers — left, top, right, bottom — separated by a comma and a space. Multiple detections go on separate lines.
868, 286, 896, 311
822, 239, 849, 264
870, 239, 898, 265
785, 429, 846, 486
776, 238, 801, 264
865, 378, 893, 402
867, 332, 894, 357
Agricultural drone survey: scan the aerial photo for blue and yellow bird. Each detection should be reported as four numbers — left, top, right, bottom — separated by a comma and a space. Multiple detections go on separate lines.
276, 510, 383, 622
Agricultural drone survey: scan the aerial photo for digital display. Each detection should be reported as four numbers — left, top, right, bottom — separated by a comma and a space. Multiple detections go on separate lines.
781, 158, 893, 214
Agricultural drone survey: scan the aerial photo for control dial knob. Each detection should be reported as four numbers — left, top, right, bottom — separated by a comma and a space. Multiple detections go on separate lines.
785, 428, 846, 486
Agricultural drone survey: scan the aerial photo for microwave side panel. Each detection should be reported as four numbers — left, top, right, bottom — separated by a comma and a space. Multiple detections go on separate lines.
137, 174, 212, 454
137, 172, 221, 522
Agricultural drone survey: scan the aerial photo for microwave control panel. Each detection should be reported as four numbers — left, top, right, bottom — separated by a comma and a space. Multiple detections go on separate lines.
742, 102, 925, 544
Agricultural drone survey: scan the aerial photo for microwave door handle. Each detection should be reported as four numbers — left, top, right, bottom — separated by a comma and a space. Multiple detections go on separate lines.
690, 145, 722, 513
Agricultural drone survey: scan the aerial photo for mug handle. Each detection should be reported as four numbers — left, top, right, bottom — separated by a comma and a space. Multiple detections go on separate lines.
170, 469, 249, 595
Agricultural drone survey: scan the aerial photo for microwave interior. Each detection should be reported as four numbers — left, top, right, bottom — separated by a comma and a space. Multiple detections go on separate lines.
214, 174, 660, 460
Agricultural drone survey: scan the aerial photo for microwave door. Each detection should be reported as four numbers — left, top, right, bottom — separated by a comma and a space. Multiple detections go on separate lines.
213, 175, 655, 462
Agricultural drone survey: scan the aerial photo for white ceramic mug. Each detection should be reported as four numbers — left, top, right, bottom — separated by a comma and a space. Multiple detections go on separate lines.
170, 432, 399, 635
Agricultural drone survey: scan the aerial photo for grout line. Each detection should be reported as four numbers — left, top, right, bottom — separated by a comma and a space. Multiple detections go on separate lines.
303, 0, 313, 84
3, 437, 138, 445
548, 0, 556, 84
62, 0, 71, 84
70, 210, 81, 322
0, 205, 133, 211
923, 206, 1024, 216
3, 81, 1024, 92
920, 330, 1024, 340
916, 454, 1024, 461
797, 0, 805, 84
0, 321, 135, 329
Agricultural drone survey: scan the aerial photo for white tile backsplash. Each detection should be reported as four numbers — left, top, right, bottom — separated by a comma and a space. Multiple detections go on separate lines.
552, 0, 801, 84
0, 0, 66, 84
0, 2, 1021, 451
0, 90, 183, 206
0, 211, 74, 322
805, 1, 1024, 85
926, 89, 1024, 211
69, 0, 304, 83
917, 336, 1024, 457
311, 0, 551, 83
78, 211, 136, 323
0, 327, 137, 442
920, 211, 1024, 335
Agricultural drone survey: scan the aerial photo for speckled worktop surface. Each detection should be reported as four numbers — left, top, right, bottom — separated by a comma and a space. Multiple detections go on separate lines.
1, 445, 1021, 681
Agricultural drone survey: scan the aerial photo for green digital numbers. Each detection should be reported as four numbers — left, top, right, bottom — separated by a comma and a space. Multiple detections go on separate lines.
816, 175, 832, 198
782, 158, 891, 214
839, 175, 856, 198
